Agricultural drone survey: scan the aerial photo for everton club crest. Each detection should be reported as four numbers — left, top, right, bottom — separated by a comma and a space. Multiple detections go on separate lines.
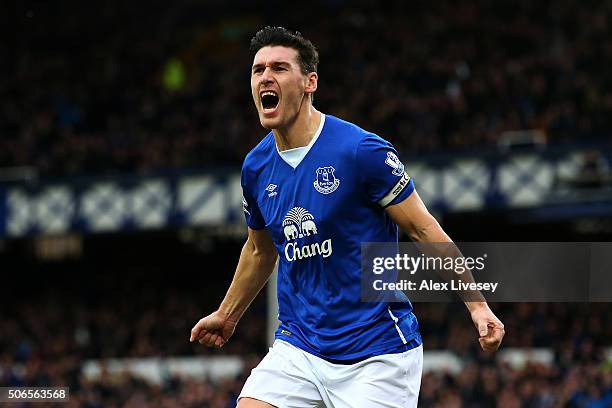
314, 166, 340, 194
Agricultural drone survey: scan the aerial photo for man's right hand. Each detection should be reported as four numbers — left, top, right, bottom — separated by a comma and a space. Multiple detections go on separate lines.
189, 310, 237, 348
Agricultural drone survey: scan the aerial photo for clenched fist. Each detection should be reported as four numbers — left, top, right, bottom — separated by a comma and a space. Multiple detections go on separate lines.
189, 310, 237, 348
470, 304, 505, 352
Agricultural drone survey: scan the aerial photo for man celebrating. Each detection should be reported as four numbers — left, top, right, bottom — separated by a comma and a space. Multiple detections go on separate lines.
190, 26, 504, 408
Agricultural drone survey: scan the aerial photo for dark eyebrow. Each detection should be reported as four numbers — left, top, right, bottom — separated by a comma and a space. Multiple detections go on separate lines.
252, 61, 292, 71
271, 61, 291, 67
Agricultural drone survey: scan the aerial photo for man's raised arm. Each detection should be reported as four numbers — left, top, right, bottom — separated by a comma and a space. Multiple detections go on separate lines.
190, 227, 278, 348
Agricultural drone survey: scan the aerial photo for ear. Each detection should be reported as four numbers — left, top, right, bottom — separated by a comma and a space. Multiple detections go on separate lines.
304, 72, 318, 95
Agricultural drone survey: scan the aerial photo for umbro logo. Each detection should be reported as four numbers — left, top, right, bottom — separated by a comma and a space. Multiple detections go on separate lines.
266, 183, 278, 197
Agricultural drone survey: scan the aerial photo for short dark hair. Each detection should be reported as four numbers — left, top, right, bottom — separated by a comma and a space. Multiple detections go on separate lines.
250, 26, 319, 74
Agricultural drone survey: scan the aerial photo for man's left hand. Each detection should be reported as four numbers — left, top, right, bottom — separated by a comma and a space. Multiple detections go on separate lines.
469, 303, 505, 352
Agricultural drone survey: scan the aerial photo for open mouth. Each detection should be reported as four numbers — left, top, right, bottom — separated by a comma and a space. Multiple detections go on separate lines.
260, 91, 279, 112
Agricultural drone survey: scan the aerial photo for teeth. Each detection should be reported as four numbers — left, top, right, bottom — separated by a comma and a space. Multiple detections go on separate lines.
261, 91, 277, 97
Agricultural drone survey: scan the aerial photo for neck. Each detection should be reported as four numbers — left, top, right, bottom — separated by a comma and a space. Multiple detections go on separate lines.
273, 104, 321, 152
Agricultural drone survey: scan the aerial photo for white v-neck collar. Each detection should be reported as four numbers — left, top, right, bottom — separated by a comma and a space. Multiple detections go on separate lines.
276, 114, 326, 169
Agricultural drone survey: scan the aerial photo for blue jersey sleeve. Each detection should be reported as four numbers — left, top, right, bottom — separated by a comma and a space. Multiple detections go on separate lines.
240, 166, 266, 230
356, 134, 415, 207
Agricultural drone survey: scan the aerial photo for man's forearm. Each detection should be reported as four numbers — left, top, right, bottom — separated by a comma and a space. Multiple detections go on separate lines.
218, 239, 278, 322
411, 217, 486, 305
387, 194, 504, 350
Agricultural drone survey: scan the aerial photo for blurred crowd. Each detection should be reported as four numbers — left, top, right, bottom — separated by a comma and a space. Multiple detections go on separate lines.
419, 361, 612, 408
1, 281, 610, 406
2, 360, 610, 408
2, 0, 612, 177
1, 271, 609, 364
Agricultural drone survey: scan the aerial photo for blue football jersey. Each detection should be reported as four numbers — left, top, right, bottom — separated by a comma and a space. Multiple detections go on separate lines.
241, 114, 421, 361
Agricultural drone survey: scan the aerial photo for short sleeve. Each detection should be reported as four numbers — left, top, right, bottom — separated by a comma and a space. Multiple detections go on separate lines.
240, 167, 266, 230
356, 134, 415, 207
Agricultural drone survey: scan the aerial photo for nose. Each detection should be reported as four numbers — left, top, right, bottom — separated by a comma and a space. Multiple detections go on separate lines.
261, 66, 274, 83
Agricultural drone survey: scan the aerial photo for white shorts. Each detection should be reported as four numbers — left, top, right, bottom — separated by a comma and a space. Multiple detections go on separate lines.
238, 340, 423, 408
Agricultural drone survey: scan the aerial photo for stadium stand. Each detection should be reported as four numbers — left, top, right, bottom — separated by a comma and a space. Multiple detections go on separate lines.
1, 1, 611, 176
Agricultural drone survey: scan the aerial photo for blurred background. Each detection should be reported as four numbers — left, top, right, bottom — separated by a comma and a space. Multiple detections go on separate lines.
1, 0, 612, 407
